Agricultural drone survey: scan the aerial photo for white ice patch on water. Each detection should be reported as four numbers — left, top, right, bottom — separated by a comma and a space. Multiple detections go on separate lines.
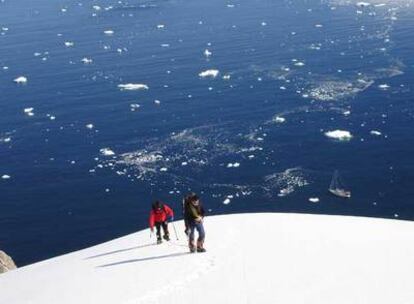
370, 130, 382, 136
100, 148, 115, 156
86, 124, 94, 129
64, 41, 74, 47
227, 162, 240, 168
104, 30, 114, 36
81, 57, 93, 64
130, 104, 140, 111
309, 197, 320, 203
325, 130, 353, 141
264, 168, 309, 197
1, 174, 11, 179
204, 49, 212, 58
23, 108, 34, 116
306, 78, 374, 101
199, 69, 219, 78
273, 116, 286, 123
118, 83, 149, 91
14, 76, 27, 84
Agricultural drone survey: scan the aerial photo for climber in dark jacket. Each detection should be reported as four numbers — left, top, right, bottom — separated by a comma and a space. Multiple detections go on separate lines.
184, 193, 206, 253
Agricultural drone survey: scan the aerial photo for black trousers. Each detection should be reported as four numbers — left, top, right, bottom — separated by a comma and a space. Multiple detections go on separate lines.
155, 221, 169, 239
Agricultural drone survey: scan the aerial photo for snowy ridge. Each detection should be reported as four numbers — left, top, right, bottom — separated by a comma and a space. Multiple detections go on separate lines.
1, 213, 414, 303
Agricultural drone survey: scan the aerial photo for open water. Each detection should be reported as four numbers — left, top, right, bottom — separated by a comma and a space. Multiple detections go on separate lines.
1, 0, 414, 266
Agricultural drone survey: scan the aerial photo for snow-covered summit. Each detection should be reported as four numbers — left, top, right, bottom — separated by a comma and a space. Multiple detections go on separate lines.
1, 213, 414, 303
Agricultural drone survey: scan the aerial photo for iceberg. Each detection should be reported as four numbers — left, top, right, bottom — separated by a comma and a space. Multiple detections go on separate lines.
325, 130, 353, 141
118, 84, 149, 91
199, 69, 219, 78
14, 76, 27, 84
100, 148, 115, 156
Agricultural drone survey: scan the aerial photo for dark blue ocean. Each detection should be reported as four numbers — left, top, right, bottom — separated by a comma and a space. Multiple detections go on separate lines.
1, 0, 414, 266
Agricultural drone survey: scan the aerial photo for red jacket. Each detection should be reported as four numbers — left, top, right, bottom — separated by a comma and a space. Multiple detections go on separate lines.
149, 204, 174, 228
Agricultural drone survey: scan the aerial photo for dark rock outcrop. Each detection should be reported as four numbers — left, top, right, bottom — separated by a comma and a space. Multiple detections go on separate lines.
0, 250, 17, 273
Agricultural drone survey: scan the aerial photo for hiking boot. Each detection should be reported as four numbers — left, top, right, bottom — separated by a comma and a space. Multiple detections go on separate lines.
189, 247, 196, 253
157, 238, 162, 244
163, 234, 170, 241
197, 247, 206, 253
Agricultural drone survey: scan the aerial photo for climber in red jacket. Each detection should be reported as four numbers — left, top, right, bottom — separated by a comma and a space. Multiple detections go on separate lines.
149, 201, 174, 244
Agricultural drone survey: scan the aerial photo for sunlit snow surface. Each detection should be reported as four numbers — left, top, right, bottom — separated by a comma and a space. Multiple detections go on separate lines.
1, 0, 414, 265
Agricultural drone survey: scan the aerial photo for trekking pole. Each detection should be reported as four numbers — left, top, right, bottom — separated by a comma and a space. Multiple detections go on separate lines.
171, 221, 179, 240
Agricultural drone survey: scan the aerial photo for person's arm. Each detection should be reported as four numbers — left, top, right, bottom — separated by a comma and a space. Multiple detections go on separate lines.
165, 205, 174, 221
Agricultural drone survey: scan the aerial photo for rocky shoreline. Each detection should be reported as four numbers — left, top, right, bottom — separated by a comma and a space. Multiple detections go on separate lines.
0, 250, 17, 273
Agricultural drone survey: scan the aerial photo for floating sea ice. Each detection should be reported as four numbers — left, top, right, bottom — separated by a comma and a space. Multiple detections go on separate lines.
181, 161, 188, 166
1, 174, 11, 180
204, 49, 212, 57
157, 24, 165, 29
118, 83, 149, 91
93, 5, 101, 11
227, 4, 235, 8
3, 66, 9, 70
1, 137, 11, 143
294, 62, 305, 67
261, 22, 267, 26
357, 2, 371, 7
154, 100, 161, 105
378, 84, 390, 90
104, 30, 114, 35
100, 148, 115, 156
223, 198, 231, 205
324, 130, 353, 141
315, 24, 323, 28
273, 116, 286, 123
24, 107, 34, 116
64, 41, 74, 47
308, 197, 320, 203
160, 167, 168, 172
130, 104, 140, 111
161, 44, 170, 48
81, 57, 93, 64
14, 76, 27, 84
227, 162, 240, 168
199, 69, 219, 78
86, 123, 94, 129
370, 130, 382, 136
222, 74, 231, 80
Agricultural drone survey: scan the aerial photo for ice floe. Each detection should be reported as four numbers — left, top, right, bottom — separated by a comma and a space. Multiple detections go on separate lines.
100, 148, 115, 156
118, 83, 149, 91
273, 116, 286, 123
370, 130, 382, 136
378, 84, 390, 90
23, 108, 34, 116
86, 124, 94, 129
104, 30, 114, 36
309, 197, 320, 203
324, 130, 353, 141
81, 57, 93, 64
130, 104, 140, 111
14, 76, 27, 84
1, 174, 11, 179
204, 49, 212, 57
64, 41, 74, 47
227, 162, 240, 168
157, 24, 165, 29
199, 69, 219, 78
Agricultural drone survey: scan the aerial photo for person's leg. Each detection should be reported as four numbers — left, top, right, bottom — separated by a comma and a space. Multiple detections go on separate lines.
155, 222, 162, 243
196, 222, 206, 252
161, 221, 170, 241
188, 222, 196, 252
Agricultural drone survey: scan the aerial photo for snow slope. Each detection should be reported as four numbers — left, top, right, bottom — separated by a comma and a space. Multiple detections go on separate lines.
1, 213, 414, 304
